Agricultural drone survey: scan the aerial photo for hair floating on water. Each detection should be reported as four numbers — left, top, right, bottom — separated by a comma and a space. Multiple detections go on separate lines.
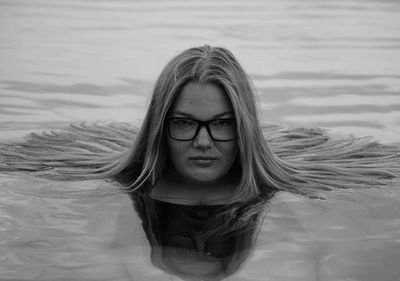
0, 121, 399, 197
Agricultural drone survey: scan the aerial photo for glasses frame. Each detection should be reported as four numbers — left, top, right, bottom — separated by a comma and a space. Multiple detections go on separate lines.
166, 117, 237, 142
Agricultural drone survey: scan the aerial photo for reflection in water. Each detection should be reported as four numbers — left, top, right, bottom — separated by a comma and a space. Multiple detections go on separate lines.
130, 193, 272, 281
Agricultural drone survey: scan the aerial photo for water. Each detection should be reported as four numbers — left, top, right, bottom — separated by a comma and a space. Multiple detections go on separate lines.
1, 0, 400, 280
1, 0, 400, 143
2, 174, 400, 280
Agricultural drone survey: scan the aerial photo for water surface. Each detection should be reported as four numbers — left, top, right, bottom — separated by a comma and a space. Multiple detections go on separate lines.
1, 174, 400, 280
1, 0, 400, 280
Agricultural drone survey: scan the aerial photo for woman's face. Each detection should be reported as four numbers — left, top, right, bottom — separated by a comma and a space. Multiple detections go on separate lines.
166, 82, 238, 185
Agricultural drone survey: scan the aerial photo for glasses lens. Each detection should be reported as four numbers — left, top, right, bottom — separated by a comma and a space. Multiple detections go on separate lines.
210, 119, 236, 141
168, 118, 237, 141
168, 118, 198, 140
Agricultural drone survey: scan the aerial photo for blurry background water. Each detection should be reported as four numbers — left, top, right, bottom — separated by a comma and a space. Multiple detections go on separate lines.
1, 0, 400, 143
1, 0, 400, 280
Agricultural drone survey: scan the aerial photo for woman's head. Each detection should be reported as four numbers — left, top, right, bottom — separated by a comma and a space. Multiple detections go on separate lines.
114, 45, 278, 201
165, 81, 238, 185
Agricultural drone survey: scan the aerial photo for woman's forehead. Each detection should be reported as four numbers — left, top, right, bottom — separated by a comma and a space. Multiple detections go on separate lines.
170, 82, 234, 118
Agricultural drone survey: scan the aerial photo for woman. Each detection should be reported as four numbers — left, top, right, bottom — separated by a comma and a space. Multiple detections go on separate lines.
108, 45, 282, 203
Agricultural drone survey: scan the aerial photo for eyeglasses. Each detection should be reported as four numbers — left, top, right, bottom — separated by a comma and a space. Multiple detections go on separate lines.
167, 118, 237, 141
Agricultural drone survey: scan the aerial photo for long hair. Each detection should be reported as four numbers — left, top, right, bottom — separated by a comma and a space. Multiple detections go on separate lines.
0, 45, 399, 201
101, 45, 280, 201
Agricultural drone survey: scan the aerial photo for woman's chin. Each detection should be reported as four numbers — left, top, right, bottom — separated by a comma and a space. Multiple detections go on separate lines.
184, 170, 228, 185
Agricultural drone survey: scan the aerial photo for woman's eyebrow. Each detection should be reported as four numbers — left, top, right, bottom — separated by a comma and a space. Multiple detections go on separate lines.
171, 111, 234, 118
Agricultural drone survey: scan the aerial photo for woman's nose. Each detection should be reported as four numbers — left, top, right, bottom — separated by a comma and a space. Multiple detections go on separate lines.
193, 126, 213, 148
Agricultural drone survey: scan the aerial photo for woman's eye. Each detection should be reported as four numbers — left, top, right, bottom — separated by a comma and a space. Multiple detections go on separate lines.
172, 119, 195, 127
213, 119, 234, 127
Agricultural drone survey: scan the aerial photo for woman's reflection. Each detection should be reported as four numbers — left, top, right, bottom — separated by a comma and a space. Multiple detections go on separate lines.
130, 193, 273, 281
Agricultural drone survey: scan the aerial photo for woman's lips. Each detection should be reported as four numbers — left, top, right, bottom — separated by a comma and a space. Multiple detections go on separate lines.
189, 156, 217, 165
190, 156, 217, 160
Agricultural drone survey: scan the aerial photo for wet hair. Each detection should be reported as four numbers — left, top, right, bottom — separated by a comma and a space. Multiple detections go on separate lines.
0, 45, 398, 201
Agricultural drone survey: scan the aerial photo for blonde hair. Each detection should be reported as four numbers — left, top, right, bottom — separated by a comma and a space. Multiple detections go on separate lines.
102, 45, 279, 200
0, 45, 399, 201
90, 46, 287, 199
